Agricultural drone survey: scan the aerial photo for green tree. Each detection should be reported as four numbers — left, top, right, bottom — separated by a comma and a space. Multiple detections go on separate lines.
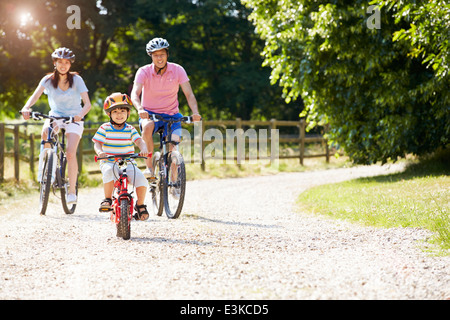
0, 0, 296, 121
0, 0, 148, 119
243, 0, 449, 164
112, 0, 296, 120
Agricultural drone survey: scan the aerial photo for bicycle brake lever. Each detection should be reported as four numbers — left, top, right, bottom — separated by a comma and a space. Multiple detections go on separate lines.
184, 116, 192, 124
186, 116, 202, 123
31, 113, 42, 121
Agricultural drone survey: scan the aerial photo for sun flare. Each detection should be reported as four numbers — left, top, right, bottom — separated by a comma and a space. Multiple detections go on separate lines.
19, 12, 32, 26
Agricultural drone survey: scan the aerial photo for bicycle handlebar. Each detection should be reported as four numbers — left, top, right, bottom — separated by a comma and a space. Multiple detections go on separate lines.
148, 114, 200, 124
20, 111, 78, 125
94, 153, 148, 162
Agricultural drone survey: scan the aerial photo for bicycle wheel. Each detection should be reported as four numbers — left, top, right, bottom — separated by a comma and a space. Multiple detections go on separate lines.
39, 150, 53, 216
149, 152, 164, 216
163, 151, 186, 219
59, 155, 78, 215
117, 198, 131, 240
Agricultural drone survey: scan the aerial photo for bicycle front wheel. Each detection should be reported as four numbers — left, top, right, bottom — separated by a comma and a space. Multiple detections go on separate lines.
59, 155, 78, 214
39, 150, 53, 216
163, 151, 186, 219
117, 198, 131, 240
149, 152, 164, 216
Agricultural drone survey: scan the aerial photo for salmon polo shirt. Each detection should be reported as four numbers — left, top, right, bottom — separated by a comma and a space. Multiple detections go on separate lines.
134, 62, 189, 115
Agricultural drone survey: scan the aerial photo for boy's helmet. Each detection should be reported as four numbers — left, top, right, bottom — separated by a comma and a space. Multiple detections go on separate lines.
103, 92, 133, 114
146, 37, 169, 54
51, 47, 75, 63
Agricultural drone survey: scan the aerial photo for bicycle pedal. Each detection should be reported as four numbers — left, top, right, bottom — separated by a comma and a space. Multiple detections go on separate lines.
99, 207, 113, 213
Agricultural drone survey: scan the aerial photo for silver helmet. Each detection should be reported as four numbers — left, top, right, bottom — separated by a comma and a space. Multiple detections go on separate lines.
51, 47, 75, 62
146, 37, 169, 55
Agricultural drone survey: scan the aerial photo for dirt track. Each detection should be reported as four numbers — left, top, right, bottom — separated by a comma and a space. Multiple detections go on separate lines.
0, 163, 449, 300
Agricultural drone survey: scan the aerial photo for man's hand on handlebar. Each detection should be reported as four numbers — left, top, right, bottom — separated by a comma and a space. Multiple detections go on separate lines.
192, 114, 202, 122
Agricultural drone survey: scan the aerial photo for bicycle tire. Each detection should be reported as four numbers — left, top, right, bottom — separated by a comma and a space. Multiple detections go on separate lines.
150, 152, 164, 216
59, 155, 78, 214
163, 151, 186, 219
39, 150, 53, 216
117, 198, 131, 240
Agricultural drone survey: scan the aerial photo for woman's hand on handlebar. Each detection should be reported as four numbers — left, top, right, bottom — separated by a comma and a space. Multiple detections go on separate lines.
20, 108, 31, 120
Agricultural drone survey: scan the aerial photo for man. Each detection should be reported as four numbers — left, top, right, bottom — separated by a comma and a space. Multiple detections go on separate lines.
131, 37, 201, 178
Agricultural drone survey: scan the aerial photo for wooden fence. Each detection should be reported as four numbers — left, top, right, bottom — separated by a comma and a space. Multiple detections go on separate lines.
0, 119, 330, 181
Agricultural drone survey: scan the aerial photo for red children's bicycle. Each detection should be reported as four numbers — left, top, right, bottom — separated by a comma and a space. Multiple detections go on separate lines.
95, 153, 147, 240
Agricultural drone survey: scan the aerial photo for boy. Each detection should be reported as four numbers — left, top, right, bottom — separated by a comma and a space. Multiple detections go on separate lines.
92, 92, 150, 221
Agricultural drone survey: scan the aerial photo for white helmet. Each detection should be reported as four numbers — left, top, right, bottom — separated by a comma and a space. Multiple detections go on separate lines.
146, 37, 169, 55
51, 47, 75, 63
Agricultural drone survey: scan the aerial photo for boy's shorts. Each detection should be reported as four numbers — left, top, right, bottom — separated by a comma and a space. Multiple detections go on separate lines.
139, 111, 183, 138
100, 161, 147, 188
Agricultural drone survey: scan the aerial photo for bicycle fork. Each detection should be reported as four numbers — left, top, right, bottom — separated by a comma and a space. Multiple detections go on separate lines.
112, 175, 134, 224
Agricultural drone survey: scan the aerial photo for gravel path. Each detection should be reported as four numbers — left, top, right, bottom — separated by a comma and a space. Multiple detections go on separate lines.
0, 163, 448, 300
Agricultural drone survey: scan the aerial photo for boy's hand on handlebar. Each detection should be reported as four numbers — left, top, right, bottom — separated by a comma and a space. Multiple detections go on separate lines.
139, 148, 149, 157
97, 152, 108, 158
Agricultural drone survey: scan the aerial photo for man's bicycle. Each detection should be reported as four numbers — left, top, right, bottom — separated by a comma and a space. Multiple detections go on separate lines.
95, 153, 147, 240
26, 111, 79, 215
147, 114, 195, 219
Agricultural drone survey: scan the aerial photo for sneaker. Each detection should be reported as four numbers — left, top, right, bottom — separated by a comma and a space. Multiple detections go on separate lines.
143, 168, 156, 180
67, 193, 77, 205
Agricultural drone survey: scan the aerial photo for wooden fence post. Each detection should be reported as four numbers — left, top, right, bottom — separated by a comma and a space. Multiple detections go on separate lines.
270, 119, 277, 165
236, 118, 242, 167
201, 121, 206, 171
299, 119, 305, 165
14, 125, 20, 181
325, 124, 330, 163
0, 123, 4, 182
30, 133, 35, 179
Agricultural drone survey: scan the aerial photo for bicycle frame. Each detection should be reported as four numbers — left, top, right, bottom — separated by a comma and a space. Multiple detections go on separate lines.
43, 125, 65, 188
150, 114, 192, 178
95, 154, 146, 239
25, 111, 79, 215
110, 159, 134, 225
148, 114, 194, 219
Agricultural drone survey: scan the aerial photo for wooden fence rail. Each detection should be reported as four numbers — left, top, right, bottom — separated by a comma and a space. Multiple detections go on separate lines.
0, 119, 330, 182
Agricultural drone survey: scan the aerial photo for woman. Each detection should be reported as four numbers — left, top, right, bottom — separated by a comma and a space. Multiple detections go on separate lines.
21, 47, 91, 205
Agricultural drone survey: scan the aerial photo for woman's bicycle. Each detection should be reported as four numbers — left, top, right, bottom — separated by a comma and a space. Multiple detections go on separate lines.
95, 153, 147, 240
25, 111, 79, 215
147, 114, 195, 219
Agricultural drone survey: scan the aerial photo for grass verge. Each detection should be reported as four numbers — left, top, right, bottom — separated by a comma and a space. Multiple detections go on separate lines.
297, 150, 450, 253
